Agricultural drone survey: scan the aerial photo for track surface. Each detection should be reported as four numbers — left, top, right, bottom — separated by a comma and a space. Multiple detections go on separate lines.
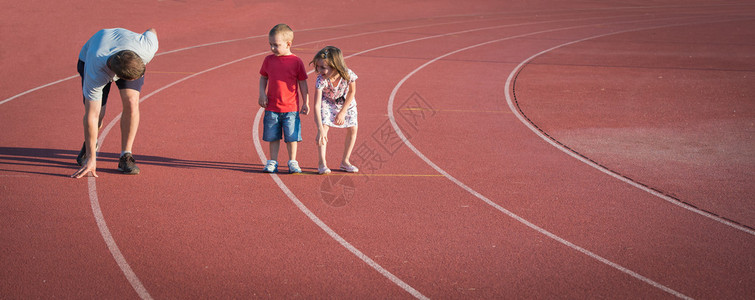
1, 0, 753, 298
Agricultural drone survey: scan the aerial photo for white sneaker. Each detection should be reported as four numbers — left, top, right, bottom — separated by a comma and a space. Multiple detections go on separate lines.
288, 160, 302, 173
263, 160, 278, 173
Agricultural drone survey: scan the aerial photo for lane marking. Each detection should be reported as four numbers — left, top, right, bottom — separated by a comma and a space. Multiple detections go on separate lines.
385, 18, 727, 299
87, 177, 153, 299
503, 22, 755, 236
0, 75, 78, 106
252, 109, 429, 300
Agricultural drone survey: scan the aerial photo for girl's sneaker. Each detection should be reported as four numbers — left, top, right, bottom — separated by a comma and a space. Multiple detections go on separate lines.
263, 160, 278, 173
288, 160, 302, 173
318, 165, 331, 175
339, 163, 359, 173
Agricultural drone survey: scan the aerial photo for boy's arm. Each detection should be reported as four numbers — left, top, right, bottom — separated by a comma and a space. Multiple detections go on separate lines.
258, 76, 268, 108
299, 80, 309, 115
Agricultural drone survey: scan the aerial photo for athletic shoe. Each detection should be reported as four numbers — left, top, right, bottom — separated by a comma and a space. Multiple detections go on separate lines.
339, 163, 359, 173
118, 153, 140, 175
288, 160, 302, 174
263, 160, 278, 173
318, 165, 331, 175
76, 142, 86, 166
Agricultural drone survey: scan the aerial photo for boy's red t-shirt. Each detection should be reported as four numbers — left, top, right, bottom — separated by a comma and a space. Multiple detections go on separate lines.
259, 54, 308, 113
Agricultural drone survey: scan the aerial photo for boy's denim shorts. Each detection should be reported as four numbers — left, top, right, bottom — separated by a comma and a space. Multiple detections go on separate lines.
263, 111, 302, 143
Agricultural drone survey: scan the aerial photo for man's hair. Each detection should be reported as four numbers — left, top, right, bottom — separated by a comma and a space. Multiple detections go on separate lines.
110, 50, 145, 80
269, 24, 294, 42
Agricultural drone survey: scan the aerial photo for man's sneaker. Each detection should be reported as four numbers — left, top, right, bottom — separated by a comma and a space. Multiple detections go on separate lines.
76, 142, 86, 166
288, 160, 302, 174
77, 142, 99, 166
118, 153, 141, 175
263, 160, 278, 173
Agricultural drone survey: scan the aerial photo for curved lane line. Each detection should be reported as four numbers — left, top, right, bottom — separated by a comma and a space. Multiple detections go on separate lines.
383, 19, 739, 299
87, 177, 153, 299
251, 110, 429, 299
502, 20, 755, 236
0, 75, 78, 106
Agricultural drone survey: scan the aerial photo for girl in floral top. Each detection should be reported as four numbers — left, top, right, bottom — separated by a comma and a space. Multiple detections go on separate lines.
310, 46, 359, 174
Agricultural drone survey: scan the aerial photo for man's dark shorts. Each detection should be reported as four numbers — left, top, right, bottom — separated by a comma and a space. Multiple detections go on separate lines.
77, 60, 144, 106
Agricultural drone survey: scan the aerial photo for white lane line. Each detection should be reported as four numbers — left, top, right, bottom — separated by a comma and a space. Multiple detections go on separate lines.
87, 177, 153, 299
251, 110, 429, 300
385, 19, 732, 299
502, 21, 755, 237
0, 75, 78, 106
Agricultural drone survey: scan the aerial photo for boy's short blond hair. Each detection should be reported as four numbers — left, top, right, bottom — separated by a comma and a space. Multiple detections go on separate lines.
269, 24, 294, 42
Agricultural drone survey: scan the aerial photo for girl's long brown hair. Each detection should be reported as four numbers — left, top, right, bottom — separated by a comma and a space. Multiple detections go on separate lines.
310, 46, 350, 81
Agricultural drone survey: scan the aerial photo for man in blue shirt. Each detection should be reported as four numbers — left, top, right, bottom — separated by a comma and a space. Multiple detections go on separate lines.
72, 28, 158, 178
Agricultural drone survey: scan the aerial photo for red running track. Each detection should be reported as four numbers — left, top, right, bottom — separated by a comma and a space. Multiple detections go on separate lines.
1, 0, 753, 298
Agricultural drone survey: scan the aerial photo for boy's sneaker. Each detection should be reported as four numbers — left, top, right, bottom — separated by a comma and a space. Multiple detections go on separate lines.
288, 160, 302, 174
76, 142, 86, 166
263, 160, 278, 173
118, 153, 141, 175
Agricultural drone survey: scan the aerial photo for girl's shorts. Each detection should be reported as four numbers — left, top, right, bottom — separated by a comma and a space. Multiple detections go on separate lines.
263, 111, 302, 143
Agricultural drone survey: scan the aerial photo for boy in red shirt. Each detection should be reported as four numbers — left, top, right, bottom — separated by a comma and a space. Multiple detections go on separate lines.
259, 24, 310, 173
